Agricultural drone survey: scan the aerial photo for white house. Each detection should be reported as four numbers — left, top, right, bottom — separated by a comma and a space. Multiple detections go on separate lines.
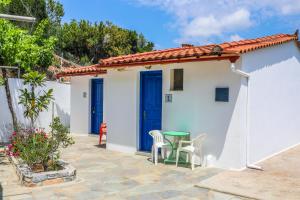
57, 32, 300, 170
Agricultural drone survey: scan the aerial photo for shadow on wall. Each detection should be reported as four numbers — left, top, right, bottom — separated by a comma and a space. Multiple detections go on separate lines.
56, 104, 70, 128
0, 79, 70, 142
0, 124, 13, 144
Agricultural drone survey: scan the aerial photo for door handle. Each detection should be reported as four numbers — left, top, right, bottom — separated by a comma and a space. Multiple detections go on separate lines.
143, 110, 146, 120
92, 107, 95, 114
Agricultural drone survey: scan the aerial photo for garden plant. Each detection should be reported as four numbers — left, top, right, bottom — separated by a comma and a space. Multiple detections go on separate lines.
7, 71, 74, 172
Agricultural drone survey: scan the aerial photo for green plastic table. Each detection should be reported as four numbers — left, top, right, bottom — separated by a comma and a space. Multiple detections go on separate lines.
162, 131, 190, 164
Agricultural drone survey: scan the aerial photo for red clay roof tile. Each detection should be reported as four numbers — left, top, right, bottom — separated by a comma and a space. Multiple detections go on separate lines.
56, 64, 106, 78
57, 33, 298, 77
98, 33, 297, 68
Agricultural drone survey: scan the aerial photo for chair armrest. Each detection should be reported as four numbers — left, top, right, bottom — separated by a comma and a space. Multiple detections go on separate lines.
178, 140, 192, 148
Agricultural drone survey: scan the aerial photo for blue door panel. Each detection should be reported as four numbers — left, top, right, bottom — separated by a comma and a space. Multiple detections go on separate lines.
140, 71, 162, 152
91, 79, 103, 134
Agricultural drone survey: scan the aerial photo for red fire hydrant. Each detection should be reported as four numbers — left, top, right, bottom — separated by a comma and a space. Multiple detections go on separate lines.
99, 123, 107, 145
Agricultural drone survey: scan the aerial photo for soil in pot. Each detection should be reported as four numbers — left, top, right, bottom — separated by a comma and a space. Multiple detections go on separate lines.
31, 164, 45, 173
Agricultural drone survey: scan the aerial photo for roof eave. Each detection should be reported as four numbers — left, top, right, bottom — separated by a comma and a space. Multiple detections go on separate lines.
100, 54, 240, 69
56, 69, 106, 78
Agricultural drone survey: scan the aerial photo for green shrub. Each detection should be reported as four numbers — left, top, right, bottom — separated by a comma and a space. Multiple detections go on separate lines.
8, 117, 74, 172
48, 117, 74, 170
12, 128, 50, 170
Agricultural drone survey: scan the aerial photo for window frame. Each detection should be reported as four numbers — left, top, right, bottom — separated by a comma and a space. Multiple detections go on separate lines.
170, 68, 184, 91
215, 87, 229, 102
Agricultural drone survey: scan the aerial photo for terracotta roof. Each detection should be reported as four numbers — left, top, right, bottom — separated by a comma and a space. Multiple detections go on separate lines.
99, 45, 236, 67
219, 33, 297, 53
57, 33, 298, 77
56, 65, 107, 78
99, 33, 297, 68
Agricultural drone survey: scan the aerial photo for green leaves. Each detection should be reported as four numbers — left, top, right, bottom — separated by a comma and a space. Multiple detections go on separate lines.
0, 0, 63, 31
10, 118, 74, 171
0, 0, 11, 6
19, 72, 53, 126
0, 77, 4, 85
11, 129, 51, 168
57, 20, 154, 65
50, 117, 74, 149
0, 19, 56, 72
22, 71, 46, 87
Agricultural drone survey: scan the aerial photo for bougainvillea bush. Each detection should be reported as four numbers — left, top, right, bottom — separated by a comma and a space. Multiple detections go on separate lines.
7, 117, 74, 172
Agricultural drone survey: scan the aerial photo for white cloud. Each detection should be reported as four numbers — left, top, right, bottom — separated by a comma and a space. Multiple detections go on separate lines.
134, 0, 300, 44
230, 34, 244, 41
183, 9, 251, 38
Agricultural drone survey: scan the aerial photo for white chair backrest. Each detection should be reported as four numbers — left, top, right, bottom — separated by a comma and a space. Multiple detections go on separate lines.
192, 133, 206, 153
149, 130, 164, 144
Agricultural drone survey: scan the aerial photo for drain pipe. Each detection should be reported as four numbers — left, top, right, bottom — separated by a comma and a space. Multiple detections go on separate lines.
230, 62, 263, 171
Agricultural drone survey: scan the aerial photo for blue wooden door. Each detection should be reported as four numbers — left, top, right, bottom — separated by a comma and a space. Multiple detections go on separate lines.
140, 71, 162, 151
91, 79, 103, 134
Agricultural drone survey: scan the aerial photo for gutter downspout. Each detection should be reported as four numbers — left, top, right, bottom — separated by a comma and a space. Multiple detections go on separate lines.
230, 62, 263, 171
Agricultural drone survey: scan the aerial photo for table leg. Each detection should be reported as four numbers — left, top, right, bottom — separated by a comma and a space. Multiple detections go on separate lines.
163, 136, 190, 165
163, 137, 174, 163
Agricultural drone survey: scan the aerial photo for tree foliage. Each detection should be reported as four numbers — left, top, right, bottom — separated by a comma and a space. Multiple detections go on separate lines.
57, 20, 154, 65
0, 0, 64, 31
0, 0, 11, 6
0, 19, 56, 71
0, 19, 56, 130
0, 0, 154, 66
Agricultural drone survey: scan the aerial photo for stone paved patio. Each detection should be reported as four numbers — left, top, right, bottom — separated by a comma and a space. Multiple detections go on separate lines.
197, 144, 300, 200
1, 136, 249, 200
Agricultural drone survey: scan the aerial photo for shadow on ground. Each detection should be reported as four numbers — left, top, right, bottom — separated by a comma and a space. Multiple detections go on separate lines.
0, 183, 3, 200
94, 144, 106, 149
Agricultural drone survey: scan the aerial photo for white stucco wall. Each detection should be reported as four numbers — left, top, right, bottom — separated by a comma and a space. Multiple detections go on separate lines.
241, 41, 300, 164
70, 76, 91, 135
103, 61, 247, 169
104, 69, 140, 153
0, 79, 70, 142
70, 75, 105, 135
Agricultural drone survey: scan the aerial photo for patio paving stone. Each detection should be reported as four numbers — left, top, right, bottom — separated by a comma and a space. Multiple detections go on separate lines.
1, 136, 243, 200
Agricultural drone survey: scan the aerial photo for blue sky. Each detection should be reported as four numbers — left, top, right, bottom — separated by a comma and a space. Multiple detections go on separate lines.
59, 0, 300, 49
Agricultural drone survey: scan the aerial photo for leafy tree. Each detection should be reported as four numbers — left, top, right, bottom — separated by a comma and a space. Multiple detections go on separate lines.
0, 19, 56, 130
19, 71, 53, 127
57, 20, 154, 65
0, 0, 11, 7
0, 0, 64, 32
1, 1, 154, 67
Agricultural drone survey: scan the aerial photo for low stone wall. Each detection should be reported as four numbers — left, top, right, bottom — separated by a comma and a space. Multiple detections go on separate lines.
9, 156, 76, 187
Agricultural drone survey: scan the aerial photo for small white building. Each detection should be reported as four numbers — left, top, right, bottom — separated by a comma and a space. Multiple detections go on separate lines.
58, 33, 300, 170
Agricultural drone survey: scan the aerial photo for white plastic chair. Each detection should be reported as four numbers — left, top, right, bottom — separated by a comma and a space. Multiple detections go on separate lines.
148, 130, 169, 165
176, 133, 206, 170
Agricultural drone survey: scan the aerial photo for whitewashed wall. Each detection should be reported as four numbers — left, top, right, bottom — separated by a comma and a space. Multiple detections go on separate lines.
103, 61, 247, 169
70, 75, 105, 135
242, 41, 300, 164
0, 78, 70, 143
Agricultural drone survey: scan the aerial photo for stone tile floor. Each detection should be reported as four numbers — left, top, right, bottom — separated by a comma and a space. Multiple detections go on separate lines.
0, 136, 250, 200
197, 144, 300, 200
